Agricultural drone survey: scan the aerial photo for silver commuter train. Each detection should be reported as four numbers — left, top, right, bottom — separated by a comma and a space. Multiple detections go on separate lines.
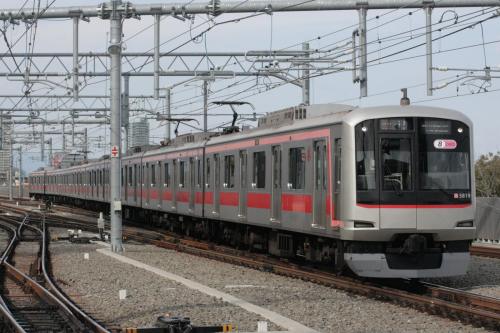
29, 103, 475, 278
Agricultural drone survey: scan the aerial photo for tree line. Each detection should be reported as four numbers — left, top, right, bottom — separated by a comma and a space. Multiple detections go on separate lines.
475, 152, 500, 197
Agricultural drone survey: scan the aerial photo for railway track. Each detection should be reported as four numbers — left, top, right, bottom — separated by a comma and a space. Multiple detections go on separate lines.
0, 210, 110, 332
470, 244, 500, 259
3, 202, 500, 331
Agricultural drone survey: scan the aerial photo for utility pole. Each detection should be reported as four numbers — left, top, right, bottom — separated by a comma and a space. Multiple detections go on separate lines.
109, 0, 124, 252
41, 123, 45, 161
83, 128, 88, 161
48, 138, 53, 165
154, 14, 161, 100
62, 123, 66, 153
73, 16, 79, 101
358, 6, 368, 97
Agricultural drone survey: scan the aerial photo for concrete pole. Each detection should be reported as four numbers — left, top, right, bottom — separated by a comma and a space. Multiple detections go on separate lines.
203, 80, 208, 132
302, 42, 310, 105
166, 88, 171, 141
154, 14, 160, 100
122, 75, 129, 154
109, 0, 124, 252
426, 6, 433, 96
358, 6, 368, 97
72, 122, 75, 146
73, 17, 79, 101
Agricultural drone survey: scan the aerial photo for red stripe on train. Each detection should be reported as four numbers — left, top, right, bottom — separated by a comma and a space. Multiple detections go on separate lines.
247, 192, 271, 209
220, 192, 239, 206
357, 204, 471, 209
281, 194, 312, 213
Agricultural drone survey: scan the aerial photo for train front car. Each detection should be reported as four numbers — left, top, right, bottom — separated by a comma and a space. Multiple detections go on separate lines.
341, 106, 474, 278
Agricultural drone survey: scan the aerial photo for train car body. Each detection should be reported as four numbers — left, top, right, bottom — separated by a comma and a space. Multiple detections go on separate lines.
29, 104, 475, 278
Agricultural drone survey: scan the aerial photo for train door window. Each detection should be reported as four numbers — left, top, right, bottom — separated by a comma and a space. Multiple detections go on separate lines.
205, 158, 210, 188
240, 151, 247, 189
164, 163, 169, 187
334, 139, 342, 189
381, 138, 412, 191
288, 147, 305, 190
179, 161, 185, 188
224, 155, 235, 188
128, 166, 133, 185
151, 164, 156, 186
252, 151, 266, 189
197, 159, 201, 187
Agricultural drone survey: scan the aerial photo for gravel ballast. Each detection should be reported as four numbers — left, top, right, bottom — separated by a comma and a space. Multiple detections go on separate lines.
48, 226, 496, 333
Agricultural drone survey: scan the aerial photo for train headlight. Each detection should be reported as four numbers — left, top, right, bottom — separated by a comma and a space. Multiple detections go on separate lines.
354, 221, 374, 228
457, 127, 464, 133
361, 126, 368, 132
456, 220, 473, 228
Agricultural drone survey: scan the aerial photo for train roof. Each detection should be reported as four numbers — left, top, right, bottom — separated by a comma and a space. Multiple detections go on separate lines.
30, 103, 472, 174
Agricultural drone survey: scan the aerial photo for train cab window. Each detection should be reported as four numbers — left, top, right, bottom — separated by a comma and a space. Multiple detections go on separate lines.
252, 151, 266, 189
151, 164, 156, 186
205, 158, 210, 188
164, 163, 169, 187
179, 161, 185, 188
224, 155, 235, 188
355, 121, 376, 190
288, 147, 306, 190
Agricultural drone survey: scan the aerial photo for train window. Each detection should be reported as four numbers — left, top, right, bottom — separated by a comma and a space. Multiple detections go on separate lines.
288, 147, 305, 190
252, 151, 266, 189
334, 139, 342, 189
197, 159, 201, 187
151, 164, 156, 186
129, 166, 133, 185
164, 163, 169, 187
205, 158, 210, 188
133, 165, 137, 186
355, 121, 376, 190
224, 155, 235, 188
379, 118, 413, 131
121, 168, 124, 186
179, 161, 185, 187
381, 138, 412, 191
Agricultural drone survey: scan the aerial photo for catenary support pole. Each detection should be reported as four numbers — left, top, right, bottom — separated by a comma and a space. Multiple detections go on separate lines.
426, 6, 433, 96
41, 123, 45, 161
73, 17, 79, 101
166, 88, 171, 141
83, 128, 87, 161
18, 147, 22, 199
8, 124, 12, 201
154, 14, 160, 100
62, 123, 66, 153
48, 138, 53, 164
358, 6, 368, 97
302, 42, 310, 105
122, 75, 130, 154
203, 80, 208, 132
109, 0, 124, 252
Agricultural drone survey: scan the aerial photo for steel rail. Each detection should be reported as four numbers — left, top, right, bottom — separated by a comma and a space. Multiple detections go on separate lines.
470, 245, 500, 259
0, 207, 110, 333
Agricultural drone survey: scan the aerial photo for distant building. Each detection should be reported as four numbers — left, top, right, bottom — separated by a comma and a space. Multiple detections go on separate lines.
129, 118, 149, 148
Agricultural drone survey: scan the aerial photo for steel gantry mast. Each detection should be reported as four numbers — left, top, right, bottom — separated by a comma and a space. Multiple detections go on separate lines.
0, 0, 496, 252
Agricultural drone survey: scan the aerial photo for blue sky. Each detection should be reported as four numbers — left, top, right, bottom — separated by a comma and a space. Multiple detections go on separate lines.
1, 1, 499, 173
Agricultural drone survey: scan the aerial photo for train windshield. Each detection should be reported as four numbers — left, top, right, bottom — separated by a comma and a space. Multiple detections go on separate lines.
355, 117, 471, 205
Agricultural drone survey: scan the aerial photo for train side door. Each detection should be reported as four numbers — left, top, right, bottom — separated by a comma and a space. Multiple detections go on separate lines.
172, 159, 177, 210
313, 140, 327, 228
238, 150, 247, 219
271, 146, 281, 223
213, 154, 220, 215
189, 157, 195, 212
333, 138, 342, 223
